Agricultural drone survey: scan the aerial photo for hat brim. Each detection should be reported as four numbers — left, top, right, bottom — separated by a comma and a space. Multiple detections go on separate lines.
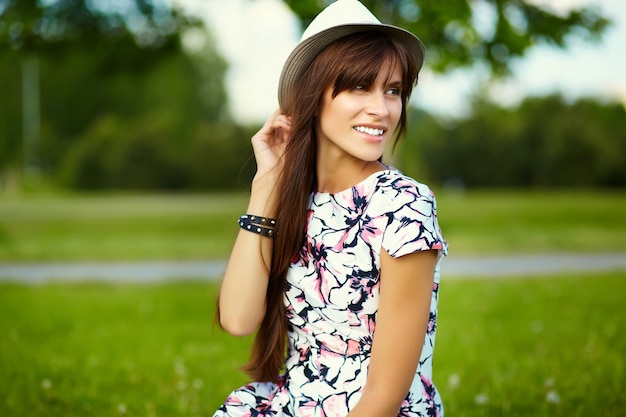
278, 24, 425, 111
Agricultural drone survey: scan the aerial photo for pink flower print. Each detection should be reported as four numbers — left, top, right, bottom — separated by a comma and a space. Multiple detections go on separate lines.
300, 271, 326, 308
331, 228, 353, 252
319, 269, 337, 304
420, 374, 437, 401
397, 397, 413, 417
366, 313, 376, 334
430, 240, 444, 251
319, 346, 341, 363
297, 399, 318, 417
321, 393, 349, 417
427, 312, 437, 334
298, 345, 311, 363
345, 339, 361, 357
357, 215, 384, 246
225, 394, 243, 406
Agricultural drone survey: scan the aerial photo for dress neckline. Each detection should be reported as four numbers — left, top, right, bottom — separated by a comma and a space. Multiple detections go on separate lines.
313, 169, 395, 198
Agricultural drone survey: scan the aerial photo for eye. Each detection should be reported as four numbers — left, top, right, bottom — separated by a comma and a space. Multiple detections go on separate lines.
386, 87, 401, 96
354, 84, 368, 91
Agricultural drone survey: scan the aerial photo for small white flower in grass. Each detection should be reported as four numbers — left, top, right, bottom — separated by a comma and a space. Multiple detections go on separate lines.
117, 403, 127, 414
174, 357, 187, 376
447, 373, 460, 389
474, 394, 489, 405
192, 378, 204, 390
546, 390, 561, 404
41, 379, 52, 389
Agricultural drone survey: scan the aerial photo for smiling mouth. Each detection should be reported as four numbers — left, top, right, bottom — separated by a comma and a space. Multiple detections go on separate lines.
354, 126, 384, 136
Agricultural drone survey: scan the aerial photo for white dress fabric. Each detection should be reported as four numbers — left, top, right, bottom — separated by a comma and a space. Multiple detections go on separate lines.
215, 168, 448, 417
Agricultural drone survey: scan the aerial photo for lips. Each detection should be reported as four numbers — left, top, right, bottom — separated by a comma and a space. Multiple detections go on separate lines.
354, 125, 384, 136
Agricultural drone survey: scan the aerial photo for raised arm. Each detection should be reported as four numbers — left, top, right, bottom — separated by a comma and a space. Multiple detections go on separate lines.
218, 109, 291, 336
348, 249, 439, 417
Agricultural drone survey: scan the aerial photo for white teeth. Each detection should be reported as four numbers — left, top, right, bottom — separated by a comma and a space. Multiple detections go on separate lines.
354, 126, 384, 136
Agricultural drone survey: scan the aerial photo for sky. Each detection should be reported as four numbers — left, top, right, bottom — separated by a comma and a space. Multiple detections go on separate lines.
180, 0, 626, 124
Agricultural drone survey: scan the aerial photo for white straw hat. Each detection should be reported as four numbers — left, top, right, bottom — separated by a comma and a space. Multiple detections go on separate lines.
278, 0, 425, 110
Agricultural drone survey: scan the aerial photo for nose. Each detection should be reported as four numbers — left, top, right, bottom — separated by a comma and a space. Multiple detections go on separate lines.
365, 91, 390, 118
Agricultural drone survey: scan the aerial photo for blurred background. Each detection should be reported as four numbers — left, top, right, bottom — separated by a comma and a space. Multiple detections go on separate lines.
0, 1, 625, 416
1, 0, 625, 192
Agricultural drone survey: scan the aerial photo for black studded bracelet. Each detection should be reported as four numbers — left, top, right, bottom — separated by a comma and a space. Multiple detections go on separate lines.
238, 214, 277, 238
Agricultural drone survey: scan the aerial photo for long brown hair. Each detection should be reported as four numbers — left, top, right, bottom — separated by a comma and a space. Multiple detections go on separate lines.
243, 31, 421, 382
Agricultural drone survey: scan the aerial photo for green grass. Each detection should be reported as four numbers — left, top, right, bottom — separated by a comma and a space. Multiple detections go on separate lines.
0, 190, 625, 261
436, 272, 625, 416
436, 189, 626, 254
0, 281, 251, 417
0, 193, 249, 261
1, 272, 624, 416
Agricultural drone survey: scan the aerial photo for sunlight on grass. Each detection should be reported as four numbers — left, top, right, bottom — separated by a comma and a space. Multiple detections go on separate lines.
1, 272, 624, 416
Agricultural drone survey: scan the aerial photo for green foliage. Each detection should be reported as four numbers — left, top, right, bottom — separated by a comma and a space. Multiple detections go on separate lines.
0, 38, 231, 187
1, 272, 624, 416
58, 116, 257, 190
398, 94, 626, 188
0, 49, 22, 171
284, 0, 610, 75
59, 115, 187, 190
186, 122, 258, 190
0, 0, 232, 190
1, 1, 617, 192
0, 0, 196, 51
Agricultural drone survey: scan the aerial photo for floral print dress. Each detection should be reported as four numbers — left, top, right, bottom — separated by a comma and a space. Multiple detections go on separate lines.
214, 169, 448, 417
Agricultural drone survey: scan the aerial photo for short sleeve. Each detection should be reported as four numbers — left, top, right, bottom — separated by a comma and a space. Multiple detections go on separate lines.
380, 179, 448, 259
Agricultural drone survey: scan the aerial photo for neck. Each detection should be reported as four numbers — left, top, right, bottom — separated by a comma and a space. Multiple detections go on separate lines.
316, 158, 385, 194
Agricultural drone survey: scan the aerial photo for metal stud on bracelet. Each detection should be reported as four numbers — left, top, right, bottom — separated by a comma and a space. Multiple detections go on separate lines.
246, 215, 277, 227
238, 214, 277, 238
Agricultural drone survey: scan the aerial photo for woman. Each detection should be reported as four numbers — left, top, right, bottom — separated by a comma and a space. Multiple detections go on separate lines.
214, 1, 447, 416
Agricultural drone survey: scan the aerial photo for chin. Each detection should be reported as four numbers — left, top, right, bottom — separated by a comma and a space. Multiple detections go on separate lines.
358, 154, 385, 163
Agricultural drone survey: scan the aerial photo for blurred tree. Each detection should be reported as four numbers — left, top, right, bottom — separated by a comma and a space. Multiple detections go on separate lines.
59, 114, 260, 191
0, 0, 229, 188
0, 49, 22, 183
0, 0, 193, 52
284, 0, 610, 75
401, 94, 626, 188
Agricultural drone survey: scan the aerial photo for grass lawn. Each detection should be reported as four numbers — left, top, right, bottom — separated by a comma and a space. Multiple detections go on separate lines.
0, 193, 249, 261
1, 271, 624, 417
1, 190, 625, 261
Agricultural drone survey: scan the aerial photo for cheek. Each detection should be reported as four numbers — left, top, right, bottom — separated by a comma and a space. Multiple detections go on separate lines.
390, 102, 403, 127
321, 99, 352, 127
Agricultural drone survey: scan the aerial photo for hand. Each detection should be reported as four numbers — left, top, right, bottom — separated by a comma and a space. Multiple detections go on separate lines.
251, 108, 292, 180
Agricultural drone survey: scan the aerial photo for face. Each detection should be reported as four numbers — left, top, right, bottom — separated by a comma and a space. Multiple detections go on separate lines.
315, 60, 403, 165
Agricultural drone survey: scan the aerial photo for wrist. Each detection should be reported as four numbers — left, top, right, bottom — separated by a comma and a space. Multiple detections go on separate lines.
248, 171, 280, 217
252, 169, 279, 189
